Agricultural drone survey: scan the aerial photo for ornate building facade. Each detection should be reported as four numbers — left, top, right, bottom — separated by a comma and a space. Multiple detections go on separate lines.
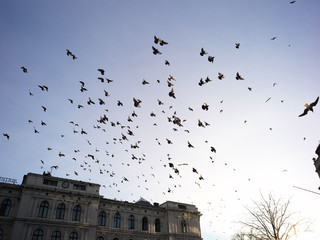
0, 173, 202, 240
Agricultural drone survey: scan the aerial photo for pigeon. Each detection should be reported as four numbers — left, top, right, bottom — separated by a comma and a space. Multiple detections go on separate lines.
97, 69, 105, 75
200, 48, 207, 56
142, 79, 149, 85
169, 88, 176, 99
21, 66, 28, 73
298, 96, 319, 117
235, 72, 244, 80
133, 98, 142, 108
218, 73, 224, 80
3, 133, 9, 140
208, 56, 214, 63
202, 103, 209, 111
152, 46, 162, 55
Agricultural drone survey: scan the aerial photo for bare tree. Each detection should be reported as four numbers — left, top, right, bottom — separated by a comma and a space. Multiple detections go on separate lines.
235, 192, 308, 240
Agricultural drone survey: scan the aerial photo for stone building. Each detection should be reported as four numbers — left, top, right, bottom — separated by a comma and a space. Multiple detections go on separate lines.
0, 172, 202, 240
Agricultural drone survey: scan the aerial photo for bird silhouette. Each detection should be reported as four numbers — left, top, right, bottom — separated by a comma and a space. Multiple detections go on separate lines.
235, 43, 240, 49
3, 133, 9, 140
235, 72, 244, 80
133, 98, 142, 108
169, 88, 176, 99
298, 96, 319, 117
97, 69, 105, 75
152, 46, 162, 55
21, 66, 28, 73
202, 103, 209, 111
142, 79, 149, 85
66, 49, 77, 59
200, 48, 207, 56
218, 73, 225, 80
208, 56, 214, 63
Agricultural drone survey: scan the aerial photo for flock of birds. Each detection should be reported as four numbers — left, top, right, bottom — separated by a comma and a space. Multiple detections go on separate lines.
2, 1, 319, 238
2, 33, 318, 196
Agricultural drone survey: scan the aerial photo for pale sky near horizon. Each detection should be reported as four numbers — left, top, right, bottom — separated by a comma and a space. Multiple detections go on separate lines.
1, 1, 320, 239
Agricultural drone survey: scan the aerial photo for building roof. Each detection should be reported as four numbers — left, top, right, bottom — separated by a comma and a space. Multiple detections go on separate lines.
135, 197, 154, 207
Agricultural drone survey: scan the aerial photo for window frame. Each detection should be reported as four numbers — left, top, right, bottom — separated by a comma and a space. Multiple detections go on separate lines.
142, 216, 148, 231
38, 201, 49, 218
51, 231, 61, 240
98, 211, 106, 226
128, 214, 135, 229
69, 232, 78, 240
56, 203, 65, 220
155, 218, 161, 232
72, 205, 81, 221
32, 229, 44, 240
113, 212, 121, 228
0, 198, 12, 216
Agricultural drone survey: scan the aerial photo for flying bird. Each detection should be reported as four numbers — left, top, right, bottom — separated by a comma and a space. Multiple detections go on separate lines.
133, 98, 142, 108
142, 79, 149, 85
200, 48, 207, 56
168, 88, 176, 99
21, 66, 28, 73
168, 74, 175, 81
97, 69, 105, 75
217, 73, 224, 80
235, 43, 240, 49
210, 146, 216, 153
202, 103, 209, 111
3, 133, 9, 140
298, 96, 319, 117
66, 49, 77, 59
208, 56, 214, 63
187, 141, 194, 148
152, 46, 162, 55
235, 72, 244, 80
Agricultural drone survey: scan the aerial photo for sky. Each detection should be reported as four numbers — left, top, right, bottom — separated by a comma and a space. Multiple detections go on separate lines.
1, 0, 320, 239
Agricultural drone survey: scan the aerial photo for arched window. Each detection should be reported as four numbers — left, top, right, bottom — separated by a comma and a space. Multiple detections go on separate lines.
114, 212, 120, 228
181, 219, 187, 233
0, 228, 3, 240
72, 205, 81, 221
142, 216, 148, 231
155, 218, 161, 232
69, 232, 78, 240
56, 203, 65, 219
0, 199, 11, 216
38, 201, 49, 218
97, 237, 104, 240
98, 211, 106, 226
51, 231, 61, 240
128, 214, 134, 229
32, 229, 43, 240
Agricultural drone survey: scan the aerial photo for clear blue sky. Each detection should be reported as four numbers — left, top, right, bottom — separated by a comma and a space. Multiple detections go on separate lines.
1, 0, 320, 239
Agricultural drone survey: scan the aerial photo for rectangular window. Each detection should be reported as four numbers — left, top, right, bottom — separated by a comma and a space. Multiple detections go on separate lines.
73, 184, 86, 191
43, 179, 58, 186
